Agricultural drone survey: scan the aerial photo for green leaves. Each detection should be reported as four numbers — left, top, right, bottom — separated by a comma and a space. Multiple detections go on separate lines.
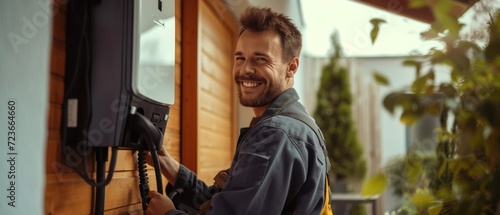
411, 70, 435, 95
408, 0, 426, 8
372, 72, 389, 86
383, 90, 446, 125
402, 59, 422, 77
420, 28, 440, 40
400, 109, 422, 125
439, 83, 457, 98
428, 202, 444, 215
431, 0, 463, 39
361, 173, 387, 196
383, 92, 403, 114
410, 189, 437, 209
383, 92, 417, 116
370, 0, 500, 214
369, 18, 386, 44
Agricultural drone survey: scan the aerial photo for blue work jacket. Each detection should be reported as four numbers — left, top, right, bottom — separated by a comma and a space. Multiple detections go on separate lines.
165, 88, 329, 215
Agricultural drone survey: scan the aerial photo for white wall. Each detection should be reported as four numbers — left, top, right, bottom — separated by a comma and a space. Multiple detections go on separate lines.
0, 0, 52, 214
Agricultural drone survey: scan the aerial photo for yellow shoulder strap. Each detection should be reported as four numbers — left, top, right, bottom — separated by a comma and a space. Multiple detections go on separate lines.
320, 176, 333, 215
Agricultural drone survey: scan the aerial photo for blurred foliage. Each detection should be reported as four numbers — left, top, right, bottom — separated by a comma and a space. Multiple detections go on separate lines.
361, 172, 388, 196
314, 32, 367, 182
384, 154, 439, 197
367, 0, 500, 214
370, 18, 386, 44
383, 154, 441, 214
350, 204, 367, 215
314, 32, 367, 215
373, 71, 391, 86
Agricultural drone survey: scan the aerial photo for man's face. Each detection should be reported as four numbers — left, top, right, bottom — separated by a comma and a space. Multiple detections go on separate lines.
233, 30, 291, 108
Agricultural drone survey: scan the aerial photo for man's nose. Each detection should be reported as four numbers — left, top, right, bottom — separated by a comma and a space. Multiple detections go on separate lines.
241, 60, 254, 75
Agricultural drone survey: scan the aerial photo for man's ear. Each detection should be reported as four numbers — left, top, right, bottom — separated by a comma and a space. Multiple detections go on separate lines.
286, 57, 299, 77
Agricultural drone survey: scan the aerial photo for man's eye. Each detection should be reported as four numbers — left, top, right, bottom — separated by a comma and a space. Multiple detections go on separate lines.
235, 57, 245, 61
256, 57, 267, 62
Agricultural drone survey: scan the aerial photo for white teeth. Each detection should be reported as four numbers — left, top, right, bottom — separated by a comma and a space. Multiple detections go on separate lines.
242, 82, 259, 88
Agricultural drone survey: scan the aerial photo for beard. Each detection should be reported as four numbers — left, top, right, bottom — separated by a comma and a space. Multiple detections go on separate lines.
235, 74, 284, 107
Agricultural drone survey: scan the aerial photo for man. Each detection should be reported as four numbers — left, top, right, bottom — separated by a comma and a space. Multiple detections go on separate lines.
147, 6, 330, 215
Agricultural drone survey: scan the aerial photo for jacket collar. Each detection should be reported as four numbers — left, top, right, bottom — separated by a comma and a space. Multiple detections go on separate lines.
258, 88, 299, 121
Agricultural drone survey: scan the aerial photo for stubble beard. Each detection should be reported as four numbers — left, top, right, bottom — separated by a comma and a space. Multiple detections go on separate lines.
237, 79, 283, 107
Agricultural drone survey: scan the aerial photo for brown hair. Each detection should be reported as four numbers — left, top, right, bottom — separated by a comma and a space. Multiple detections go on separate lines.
239, 6, 302, 62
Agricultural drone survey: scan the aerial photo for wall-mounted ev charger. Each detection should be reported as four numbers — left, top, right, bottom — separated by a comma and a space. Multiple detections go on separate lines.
61, 0, 175, 214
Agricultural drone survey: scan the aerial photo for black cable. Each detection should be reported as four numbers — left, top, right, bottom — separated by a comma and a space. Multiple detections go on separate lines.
150, 140, 164, 195
61, 144, 117, 188
94, 147, 108, 215
70, 147, 117, 187
131, 113, 164, 195
137, 147, 151, 213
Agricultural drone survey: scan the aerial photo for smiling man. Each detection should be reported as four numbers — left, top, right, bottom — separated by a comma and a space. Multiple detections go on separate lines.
146, 6, 332, 215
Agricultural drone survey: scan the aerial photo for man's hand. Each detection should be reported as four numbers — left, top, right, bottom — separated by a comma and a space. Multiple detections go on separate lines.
144, 145, 168, 167
146, 190, 176, 215
144, 145, 180, 185
213, 169, 229, 189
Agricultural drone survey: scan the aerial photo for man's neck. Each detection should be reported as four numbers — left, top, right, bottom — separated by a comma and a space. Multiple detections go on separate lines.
252, 105, 269, 118
249, 116, 261, 127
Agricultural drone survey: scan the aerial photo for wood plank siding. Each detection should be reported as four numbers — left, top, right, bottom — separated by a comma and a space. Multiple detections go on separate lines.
181, 0, 239, 182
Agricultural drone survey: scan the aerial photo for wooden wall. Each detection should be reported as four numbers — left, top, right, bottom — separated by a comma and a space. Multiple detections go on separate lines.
45, 0, 238, 214
182, 0, 239, 182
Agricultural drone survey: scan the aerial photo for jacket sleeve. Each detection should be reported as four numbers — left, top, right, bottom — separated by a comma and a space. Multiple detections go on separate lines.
203, 126, 308, 215
164, 164, 221, 214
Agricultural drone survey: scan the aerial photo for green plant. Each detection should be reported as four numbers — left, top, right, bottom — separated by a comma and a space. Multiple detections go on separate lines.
314, 32, 367, 215
313, 32, 367, 182
383, 154, 441, 214
368, 0, 500, 214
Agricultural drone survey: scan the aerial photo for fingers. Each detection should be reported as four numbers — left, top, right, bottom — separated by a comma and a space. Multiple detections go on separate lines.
145, 146, 168, 167
147, 190, 176, 215
149, 190, 160, 198
144, 151, 154, 167
213, 171, 228, 181
157, 145, 167, 155
213, 170, 228, 189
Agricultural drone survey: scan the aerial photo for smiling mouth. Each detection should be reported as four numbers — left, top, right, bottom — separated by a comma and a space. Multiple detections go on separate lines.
241, 81, 262, 88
